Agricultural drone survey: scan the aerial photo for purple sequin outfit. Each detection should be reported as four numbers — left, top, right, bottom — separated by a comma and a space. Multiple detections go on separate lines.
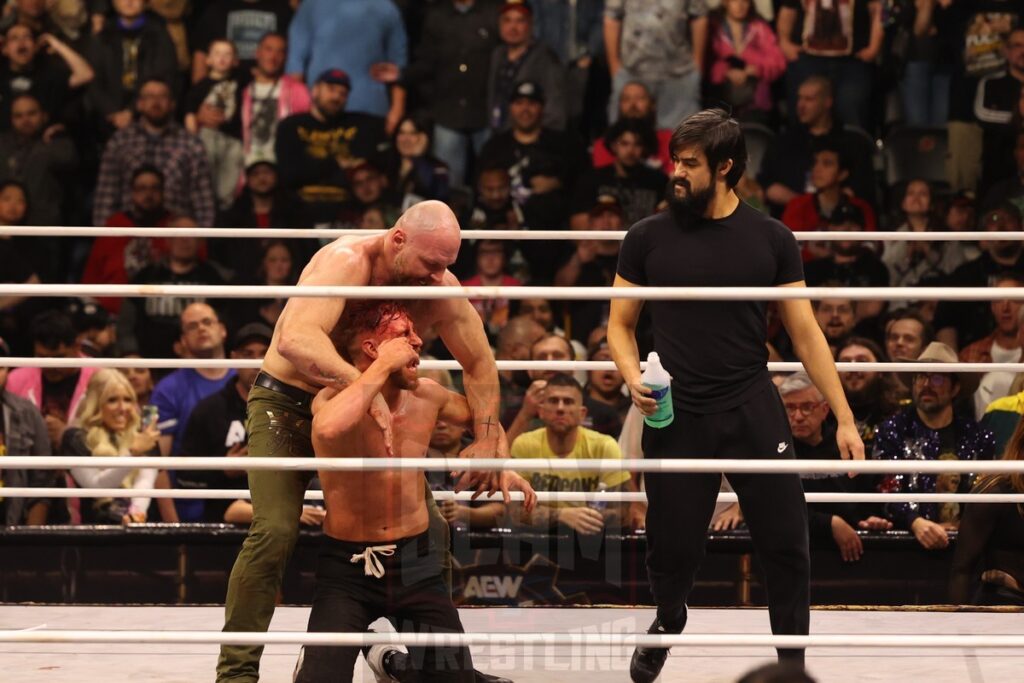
872, 407, 995, 529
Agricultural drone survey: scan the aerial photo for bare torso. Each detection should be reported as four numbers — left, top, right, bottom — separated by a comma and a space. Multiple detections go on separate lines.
261, 235, 457, 393
314, 383, 444, 541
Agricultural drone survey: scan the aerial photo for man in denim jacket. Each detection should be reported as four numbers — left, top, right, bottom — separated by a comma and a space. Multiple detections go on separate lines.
1, 336, 56, 526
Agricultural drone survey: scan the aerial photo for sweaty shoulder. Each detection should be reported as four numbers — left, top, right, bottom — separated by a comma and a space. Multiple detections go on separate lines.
299, 236, 375, 285
412, 377, 448, 406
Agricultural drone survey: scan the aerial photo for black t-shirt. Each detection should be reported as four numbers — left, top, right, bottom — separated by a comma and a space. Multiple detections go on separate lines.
42, 373, 79, 423
582, 395, 624, 439
275, 111, 389, 221
184, 71, 249, 139
803, 250, 890, 288
794, 422, 864, 541
0, 58, 70, 129
568, 252, 619, 343
936, 423, 958, 458
934, 252, 1024, 347
192, 0, 293, 65
572, 165, 668, 228
177, 379, 249, 522
757, 126, 877, 212
0, 237, 34, 283
781, 0, 876, 56
616, 201, 804, 413
477, 129, 588, 202
127, 262, 227, 358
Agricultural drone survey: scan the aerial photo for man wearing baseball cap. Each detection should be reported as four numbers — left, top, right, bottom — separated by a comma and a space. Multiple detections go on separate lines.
275, 67, 389, 224
285, 0, 406, 121
487, 1, 567, 131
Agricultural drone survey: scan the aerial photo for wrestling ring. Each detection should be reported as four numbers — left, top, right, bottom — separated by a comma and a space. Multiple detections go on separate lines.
1, 225, 1023, 682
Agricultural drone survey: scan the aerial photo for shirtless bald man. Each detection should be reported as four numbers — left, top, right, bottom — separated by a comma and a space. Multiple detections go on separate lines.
218, 201, 515, 682
293, 302, 536, 682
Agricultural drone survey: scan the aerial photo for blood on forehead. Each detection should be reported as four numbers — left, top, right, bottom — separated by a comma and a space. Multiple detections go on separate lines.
344, 301, 411, 336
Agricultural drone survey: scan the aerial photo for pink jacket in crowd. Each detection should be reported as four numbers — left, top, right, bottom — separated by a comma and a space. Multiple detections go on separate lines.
240, 76, 312, 157
708, 18, 787, 113
6, 365, 97, 422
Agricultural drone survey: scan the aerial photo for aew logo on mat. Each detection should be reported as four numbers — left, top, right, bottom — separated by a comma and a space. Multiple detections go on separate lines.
463, 575, 524, 600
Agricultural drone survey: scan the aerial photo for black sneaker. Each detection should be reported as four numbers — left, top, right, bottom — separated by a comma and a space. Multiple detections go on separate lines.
362, 641, 415, 683
629, 619, 674, 683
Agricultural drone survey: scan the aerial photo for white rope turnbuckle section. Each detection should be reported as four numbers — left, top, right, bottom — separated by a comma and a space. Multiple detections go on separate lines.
3, 283, 1024, 301
4, 225, 1024, 241
2, 456, 1021, 475
3, 357, 1024, 374
0, 629, 1023, 649
0, 488, 1021, 505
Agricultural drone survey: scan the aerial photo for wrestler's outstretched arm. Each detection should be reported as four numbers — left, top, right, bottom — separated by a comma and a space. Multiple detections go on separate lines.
311, 338, 419, 443
777, 281, 865, 466
433, 274, 511, 499
424, 380, 537, 513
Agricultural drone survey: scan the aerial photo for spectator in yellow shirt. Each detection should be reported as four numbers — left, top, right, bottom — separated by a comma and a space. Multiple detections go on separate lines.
510, 373, 635, 536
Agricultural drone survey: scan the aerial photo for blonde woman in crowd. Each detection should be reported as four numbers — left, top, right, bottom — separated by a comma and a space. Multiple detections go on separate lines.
62, 369, 161, 524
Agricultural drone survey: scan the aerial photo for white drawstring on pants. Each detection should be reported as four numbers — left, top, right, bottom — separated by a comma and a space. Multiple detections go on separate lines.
350, 544, 398, 578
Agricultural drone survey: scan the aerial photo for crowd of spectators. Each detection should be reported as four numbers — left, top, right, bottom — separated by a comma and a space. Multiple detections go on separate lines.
1, 0, 1024, 606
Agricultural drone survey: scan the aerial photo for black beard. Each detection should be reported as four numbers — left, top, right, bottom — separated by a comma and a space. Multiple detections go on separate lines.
666, 180, 714, 227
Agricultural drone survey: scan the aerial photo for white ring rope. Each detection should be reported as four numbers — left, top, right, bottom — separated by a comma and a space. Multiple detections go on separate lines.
0, 456, 1020, 475
0, 630, 1022, 649
0, 284, 1019, 301
1, 488, 1021, 504
2, 226, 1019, 242
0, 358, 1021, 374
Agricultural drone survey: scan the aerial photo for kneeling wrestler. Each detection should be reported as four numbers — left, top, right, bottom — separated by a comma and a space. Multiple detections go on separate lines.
294, 301, 536, 683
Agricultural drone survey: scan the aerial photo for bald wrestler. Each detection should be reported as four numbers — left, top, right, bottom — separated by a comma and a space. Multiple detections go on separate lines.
218, 201, 514, 683
293, 302, 537, 683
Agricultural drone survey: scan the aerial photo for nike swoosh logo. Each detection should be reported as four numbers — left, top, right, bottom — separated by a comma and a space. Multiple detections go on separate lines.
777, 442, 789, 453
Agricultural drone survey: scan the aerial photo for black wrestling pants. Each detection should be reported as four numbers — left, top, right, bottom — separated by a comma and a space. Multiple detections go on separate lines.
294, 531, 474, 683
642, 384, 810, 664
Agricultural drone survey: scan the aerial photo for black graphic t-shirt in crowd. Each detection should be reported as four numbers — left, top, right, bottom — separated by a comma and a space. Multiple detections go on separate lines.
192, 0, 293, 66
275, 111, 388, 221
42, 372, 79, 423
0, 58, 70, 129
184, 71, 249, 139
572, 164, 669, 227
616, 201, 804, 413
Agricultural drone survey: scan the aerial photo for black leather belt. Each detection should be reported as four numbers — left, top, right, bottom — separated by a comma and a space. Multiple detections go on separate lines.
254, 372, 315, 409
